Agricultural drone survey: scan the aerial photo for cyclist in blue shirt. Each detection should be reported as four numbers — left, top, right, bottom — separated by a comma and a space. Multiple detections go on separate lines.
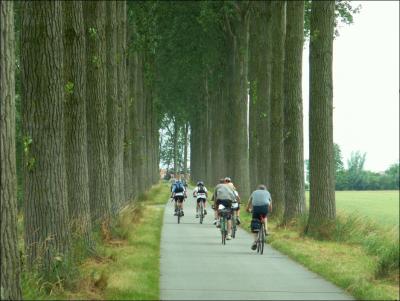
246, 185, 273, 250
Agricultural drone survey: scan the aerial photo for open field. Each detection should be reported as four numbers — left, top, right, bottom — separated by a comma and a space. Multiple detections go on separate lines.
306, 190, 399, 227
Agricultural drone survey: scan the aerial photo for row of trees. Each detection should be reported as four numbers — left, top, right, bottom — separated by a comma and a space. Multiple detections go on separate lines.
1, 1, 160, 299
334, 147, 399, 190
155, 1, 359, 233
305, 146, 399, 190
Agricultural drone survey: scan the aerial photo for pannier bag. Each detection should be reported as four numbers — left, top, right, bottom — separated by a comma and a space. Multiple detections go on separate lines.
251, 218, 261, 233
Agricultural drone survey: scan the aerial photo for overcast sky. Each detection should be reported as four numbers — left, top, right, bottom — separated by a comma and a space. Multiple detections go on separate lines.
302, 1, 399, 172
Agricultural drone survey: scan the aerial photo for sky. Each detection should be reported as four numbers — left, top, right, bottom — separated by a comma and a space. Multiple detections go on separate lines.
302, 1, 399, 172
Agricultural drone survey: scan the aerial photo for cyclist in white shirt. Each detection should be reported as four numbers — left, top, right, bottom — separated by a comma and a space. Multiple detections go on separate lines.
192, 181, 208, 218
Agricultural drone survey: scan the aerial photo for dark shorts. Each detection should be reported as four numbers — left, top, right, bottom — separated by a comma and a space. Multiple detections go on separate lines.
174, 196, 185, 203
252, 205, 268, 219
216, 199, 232, 208
217, 199, 232, 220
196, 198, 206, 203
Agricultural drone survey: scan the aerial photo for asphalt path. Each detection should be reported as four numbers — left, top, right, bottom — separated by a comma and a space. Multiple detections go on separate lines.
160, 189, 353, 300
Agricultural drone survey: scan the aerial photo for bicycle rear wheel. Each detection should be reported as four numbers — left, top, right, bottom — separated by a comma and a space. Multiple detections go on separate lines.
231, 212, 236, 238
199, 202, 204, 224
260, 224, 265, 254
177, 208, 181, 224
221, 217, 226, 245
256, 230, 261, 253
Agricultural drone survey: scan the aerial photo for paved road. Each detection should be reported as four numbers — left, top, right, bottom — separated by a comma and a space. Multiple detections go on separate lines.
160, 189, 353, 300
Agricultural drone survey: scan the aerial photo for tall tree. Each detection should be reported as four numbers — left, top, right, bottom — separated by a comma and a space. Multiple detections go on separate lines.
269, 1, 286, 216
283, 1, 306, 224
106, 0, 120, 213
306, 0, 336, 236
225, 1, 251, 199
84, 1, 111, 223
183, 122, 189, 178
117, 1, 127, 202
63, 0, 93, 247
21, 0, 70, 272
1, 1, 22, 298
249, 1, 272, 190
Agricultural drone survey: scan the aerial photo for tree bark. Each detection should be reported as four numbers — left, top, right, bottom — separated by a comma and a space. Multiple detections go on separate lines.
307, 0, 336, 236
106, 1, 119, 213
117, 1, 127, 203
256, 2, 272, 189
269, 1, 286, 217
1, 1, 22, 298
283, 1, 306, 225
21, 0, 70, 272
84, 1, 111, 223
183, 122, 189, 178
248, 13, 259, 189
63, 0, 93, 246
173, 117, 179, 176
226, 2, 251, 199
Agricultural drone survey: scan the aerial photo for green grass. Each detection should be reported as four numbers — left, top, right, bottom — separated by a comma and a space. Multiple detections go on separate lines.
21, 182, 170, 300
238, 188, 400, 301
239, 211, 399, 300
306, 190, 399, 226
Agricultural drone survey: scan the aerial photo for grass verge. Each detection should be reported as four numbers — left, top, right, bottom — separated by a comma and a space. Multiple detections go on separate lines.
239, 209, 399, 300
21, 182, 170, 300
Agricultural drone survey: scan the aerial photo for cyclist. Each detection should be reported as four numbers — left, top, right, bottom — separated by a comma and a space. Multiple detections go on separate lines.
170, 178, 177, 192
212, 178, 225, 225
171, 180, 187, 216
223, 177, 241, 225
211, 177, 236, 240
246, 184, 272, 250
193, 181, 208, 218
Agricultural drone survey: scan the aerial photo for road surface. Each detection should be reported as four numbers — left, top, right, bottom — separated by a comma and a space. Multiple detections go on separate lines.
160, 189, 353, 300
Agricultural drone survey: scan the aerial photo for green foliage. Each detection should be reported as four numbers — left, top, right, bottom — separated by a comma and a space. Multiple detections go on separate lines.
64, 81, 74, 95
88, 27, 97, 39
91, 55, 100, 68
306, 144, 399, 190
23, 135, 36, 171
304, 0, 361, 38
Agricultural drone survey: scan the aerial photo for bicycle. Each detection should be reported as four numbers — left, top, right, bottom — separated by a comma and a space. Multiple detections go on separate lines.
255, 216, 267, 254
196, 192, 207, 224
218, 205, 231, 245
172, 196, 184, 224
198, 200, 205, 224
231, 202, 239, 238
177, 206, 183, 224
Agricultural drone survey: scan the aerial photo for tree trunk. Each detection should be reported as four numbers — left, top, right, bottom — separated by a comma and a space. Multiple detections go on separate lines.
223, 43, 235, 179
1, 1, 22, 298
63, 0, 93, 246
307, 0, 336, 237
283, 1, 306, 225
183, 122, 189, 178
21, 0, 70, 272
173, 118, 179, 176
84, 1, 111, 223
135, 52, 146, 195
256, 1, 272, 189
117, 0, 127, 204
106, 1, 119, 213
128, 40, 139, 197
210, 86, 225, 184
227, 2, 251, 199
269, 1, 286, 217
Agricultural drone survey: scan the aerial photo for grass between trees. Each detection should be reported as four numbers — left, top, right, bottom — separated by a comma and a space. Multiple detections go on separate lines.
238, 190, 399, 300
21, 183, 170, 300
